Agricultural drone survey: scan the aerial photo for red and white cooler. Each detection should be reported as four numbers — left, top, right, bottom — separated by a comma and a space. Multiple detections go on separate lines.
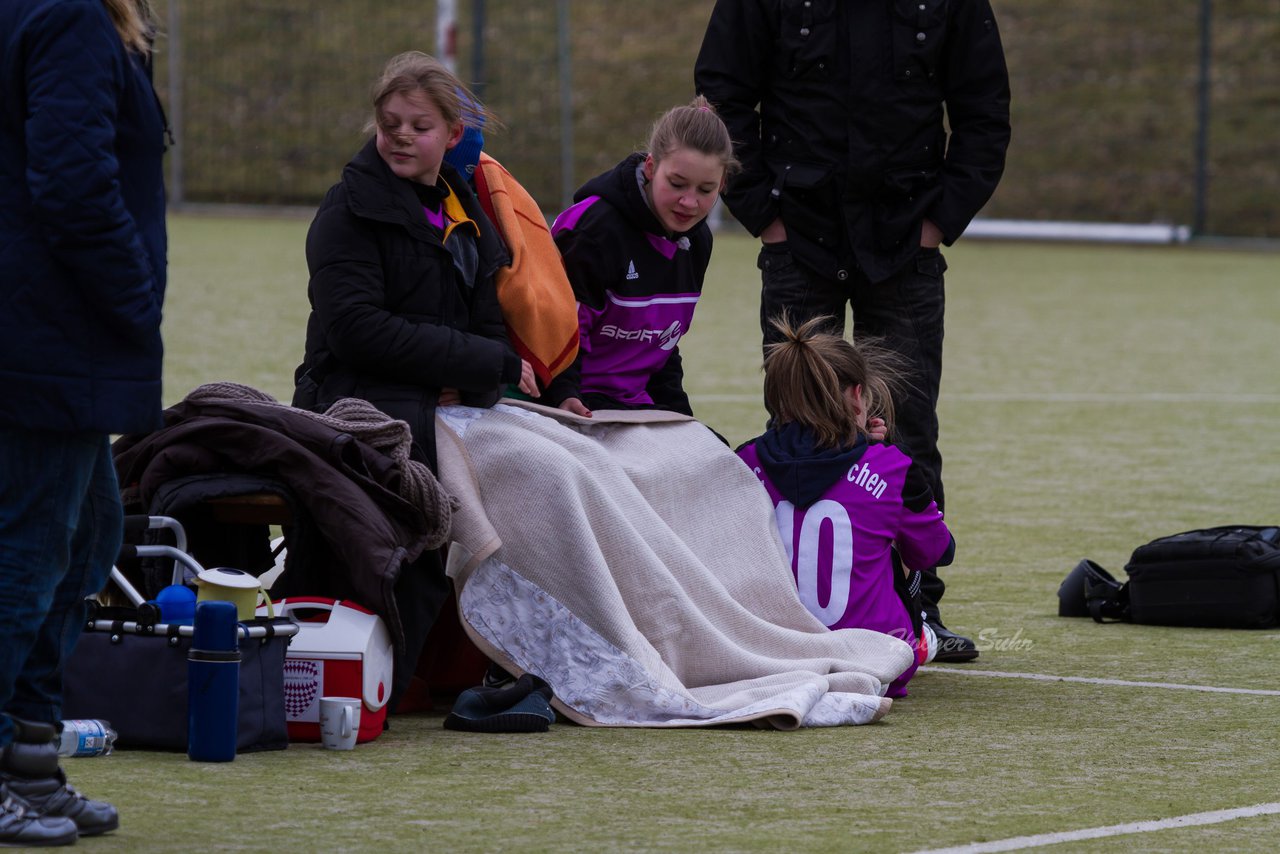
258, 597, 393, 744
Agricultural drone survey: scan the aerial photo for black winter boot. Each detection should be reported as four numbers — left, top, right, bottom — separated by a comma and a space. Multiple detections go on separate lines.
0, 778, 77, 847
0, 719, 118, 837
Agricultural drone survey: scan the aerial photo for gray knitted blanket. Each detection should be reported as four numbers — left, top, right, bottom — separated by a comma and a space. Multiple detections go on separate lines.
435, 401, 914, 729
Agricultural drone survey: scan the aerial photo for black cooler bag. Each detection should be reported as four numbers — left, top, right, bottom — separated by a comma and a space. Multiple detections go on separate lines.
63, 610, 298, 752
1123, 525, 1280, 628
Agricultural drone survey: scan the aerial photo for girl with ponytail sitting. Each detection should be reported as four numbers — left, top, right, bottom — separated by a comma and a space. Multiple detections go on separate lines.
737, 315, 956, 696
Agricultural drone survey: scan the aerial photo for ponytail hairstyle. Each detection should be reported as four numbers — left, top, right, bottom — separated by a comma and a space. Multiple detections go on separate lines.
103, 0, 157, 57
762, 314, 908, 449
646, 95, 740, 178
366, 51, 499, 135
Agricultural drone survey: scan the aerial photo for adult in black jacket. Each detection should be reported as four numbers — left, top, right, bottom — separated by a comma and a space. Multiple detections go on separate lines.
696, 0, 1011, 660
293, 52, 534, 707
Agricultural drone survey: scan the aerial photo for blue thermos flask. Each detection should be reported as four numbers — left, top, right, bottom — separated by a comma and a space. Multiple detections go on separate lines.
187, 600, 240, 762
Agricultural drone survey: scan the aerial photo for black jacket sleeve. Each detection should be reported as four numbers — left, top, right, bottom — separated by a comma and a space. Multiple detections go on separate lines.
542, 350, 583, 408
645, 347, 692, 416
460, 266, 522, 407
930, 0, 1012, 243
694, 0, 780, 237
25, 1, 164, 341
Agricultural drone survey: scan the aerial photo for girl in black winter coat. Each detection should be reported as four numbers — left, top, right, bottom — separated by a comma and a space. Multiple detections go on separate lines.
292, 52, 536, 710
294, 51, 536, 472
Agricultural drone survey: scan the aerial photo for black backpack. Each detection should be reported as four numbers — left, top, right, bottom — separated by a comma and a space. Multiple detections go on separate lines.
1059, 526, 1280, 628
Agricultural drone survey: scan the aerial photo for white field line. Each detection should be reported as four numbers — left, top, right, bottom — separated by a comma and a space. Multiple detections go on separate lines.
906, 802, 1280, 854
693, 392, 1280, 404
917, 666, 1280, 696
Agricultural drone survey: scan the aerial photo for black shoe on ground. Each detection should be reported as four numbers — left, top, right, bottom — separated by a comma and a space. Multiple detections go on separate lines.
928, 620, 980, 663
0, 719, 118, 837
0, 781, 78, 847
3, 768, 119, 837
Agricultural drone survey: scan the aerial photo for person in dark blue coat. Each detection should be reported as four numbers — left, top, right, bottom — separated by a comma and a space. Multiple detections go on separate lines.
0, 0, 167, 844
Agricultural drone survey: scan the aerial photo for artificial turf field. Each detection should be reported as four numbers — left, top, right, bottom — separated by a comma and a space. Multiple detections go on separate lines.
67, 213, 1280, 852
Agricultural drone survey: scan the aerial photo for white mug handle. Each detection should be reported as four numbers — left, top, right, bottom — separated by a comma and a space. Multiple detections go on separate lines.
341, 705, 354, 739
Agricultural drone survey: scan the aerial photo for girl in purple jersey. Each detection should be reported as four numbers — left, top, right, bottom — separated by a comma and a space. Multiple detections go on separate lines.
737, 316, 956, 696
544, 97, 738, 418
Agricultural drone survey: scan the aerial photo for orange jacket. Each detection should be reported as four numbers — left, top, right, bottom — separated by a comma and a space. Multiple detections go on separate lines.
473, 153, 579, 385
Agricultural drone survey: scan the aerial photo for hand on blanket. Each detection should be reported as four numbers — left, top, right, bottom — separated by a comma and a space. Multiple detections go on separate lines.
439, 388, 461, 406
518, 359, 539, 397
558, 397, 592, 418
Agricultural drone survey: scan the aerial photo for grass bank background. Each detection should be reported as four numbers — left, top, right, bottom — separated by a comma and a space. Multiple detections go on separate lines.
158, 0, 1280, 238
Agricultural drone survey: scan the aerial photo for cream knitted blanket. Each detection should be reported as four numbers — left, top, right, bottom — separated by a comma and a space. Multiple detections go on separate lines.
435, 401, 914, 729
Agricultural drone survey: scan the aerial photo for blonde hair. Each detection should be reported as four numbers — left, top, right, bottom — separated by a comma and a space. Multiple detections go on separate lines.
366, 51, 497, 134
646, 95, 740, 177
762, 314, 906, 449
102, 0, 156, 57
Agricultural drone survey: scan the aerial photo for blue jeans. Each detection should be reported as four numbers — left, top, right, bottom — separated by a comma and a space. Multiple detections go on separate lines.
0, 428, 123, 747
759, 243, 951, 616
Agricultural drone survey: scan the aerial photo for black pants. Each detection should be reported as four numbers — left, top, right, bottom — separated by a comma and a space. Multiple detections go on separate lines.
758, 242, 950, 619
388, 546, 452, 712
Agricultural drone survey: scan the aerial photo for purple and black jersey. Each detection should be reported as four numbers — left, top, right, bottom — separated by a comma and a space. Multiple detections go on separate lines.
738, 422, 954, 695
568, 283, 699, 408
546, 153, 713, 414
